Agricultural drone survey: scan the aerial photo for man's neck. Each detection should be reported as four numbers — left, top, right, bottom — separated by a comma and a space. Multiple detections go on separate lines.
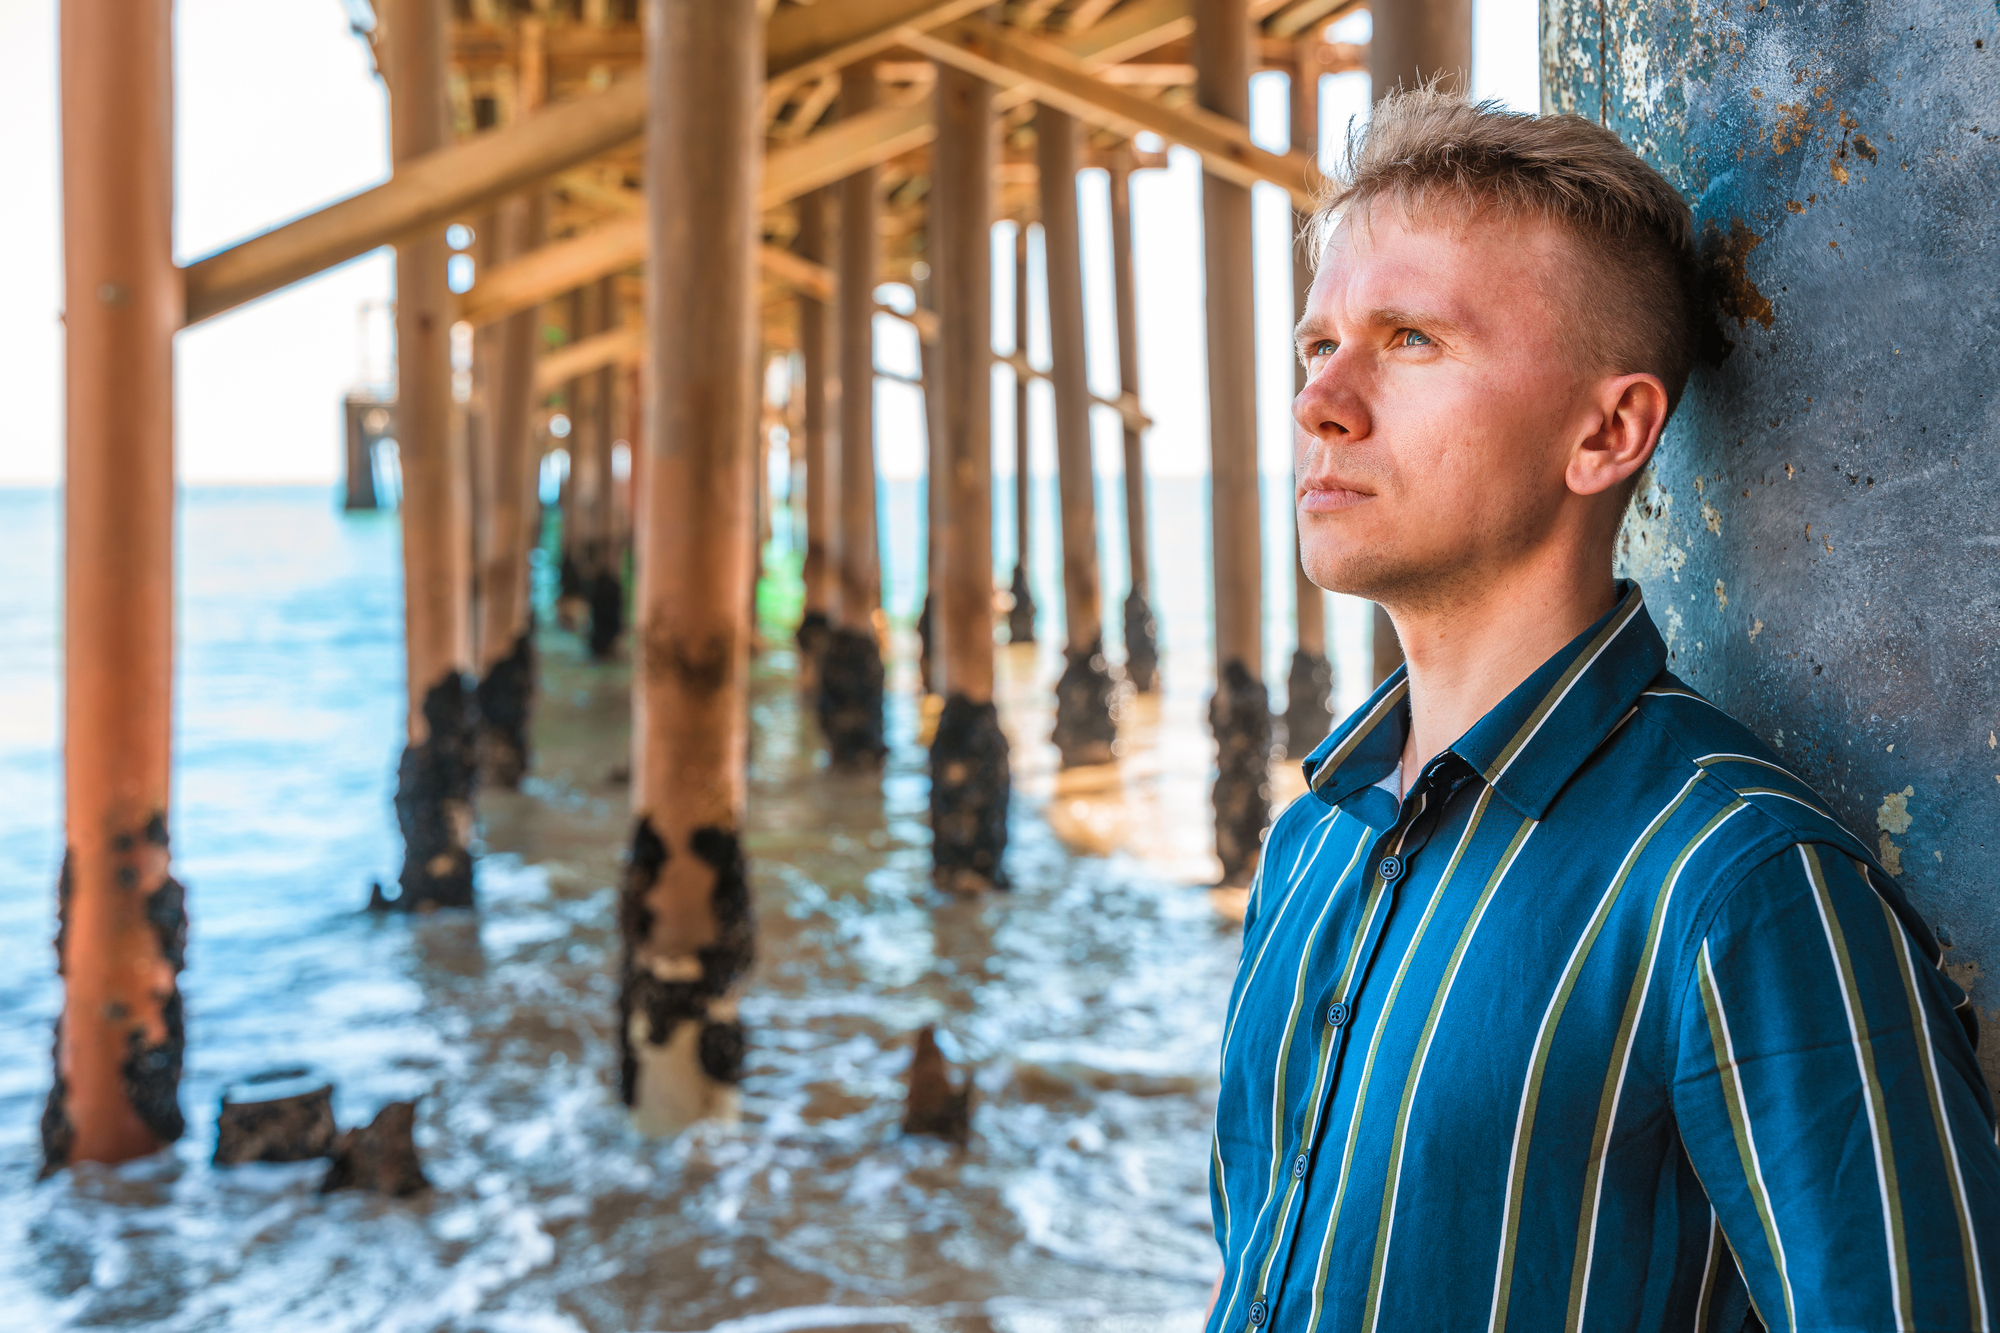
1392, 555, 1618, 788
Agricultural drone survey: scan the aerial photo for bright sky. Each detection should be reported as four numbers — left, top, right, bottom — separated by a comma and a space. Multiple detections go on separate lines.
0, 0, 1537, 487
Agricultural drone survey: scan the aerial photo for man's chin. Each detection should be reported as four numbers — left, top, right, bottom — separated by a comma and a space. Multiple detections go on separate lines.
1299, 549, 1427, 605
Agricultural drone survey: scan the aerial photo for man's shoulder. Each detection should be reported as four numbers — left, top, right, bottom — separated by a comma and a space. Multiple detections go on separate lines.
1609, 671, 1880, 874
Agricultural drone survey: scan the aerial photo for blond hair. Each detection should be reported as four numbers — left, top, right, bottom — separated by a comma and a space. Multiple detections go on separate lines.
1309, 89, 1700, 410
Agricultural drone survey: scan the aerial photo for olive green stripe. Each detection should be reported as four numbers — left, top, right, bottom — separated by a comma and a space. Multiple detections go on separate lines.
1303, 786, 1497, 1333
1484, 771, 1707, 1333
1358, 814, 1540, 1333
1692, 1214, 1724, 1333
1212, 1130, 1232, 1249
1563, 799, 1747, 1333
1879, 886, 1989, 1331
1697, 943, 1796, 1332
1803, 845, 1915, 1331
1483, 590, 1643, 786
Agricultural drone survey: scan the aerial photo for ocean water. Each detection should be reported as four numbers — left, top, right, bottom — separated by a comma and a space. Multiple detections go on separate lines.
0, 480, 1372, 1332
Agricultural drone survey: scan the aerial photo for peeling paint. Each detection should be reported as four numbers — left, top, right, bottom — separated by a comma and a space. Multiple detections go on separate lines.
1877, 785, 1914, 835
1705, 219, 1776, 329
1878, 832, 1905, 876
1714, 579, 1728, 609
1749, 618, 1764, 640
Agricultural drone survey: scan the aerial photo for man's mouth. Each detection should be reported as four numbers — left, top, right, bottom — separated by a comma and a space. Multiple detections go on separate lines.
1297, 482, 1373, 514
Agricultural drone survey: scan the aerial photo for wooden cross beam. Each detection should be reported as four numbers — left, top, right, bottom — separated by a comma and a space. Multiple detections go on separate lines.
179, 0, 1008, 326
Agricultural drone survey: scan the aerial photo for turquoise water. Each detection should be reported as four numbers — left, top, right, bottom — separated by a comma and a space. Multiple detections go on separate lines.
0, 481, 1369, 1332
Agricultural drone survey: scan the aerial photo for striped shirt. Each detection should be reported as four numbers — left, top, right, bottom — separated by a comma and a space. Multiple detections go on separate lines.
1208, 583, 2000, 1333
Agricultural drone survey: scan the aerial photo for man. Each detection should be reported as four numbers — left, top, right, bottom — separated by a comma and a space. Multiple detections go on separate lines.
1207, 91, 2000, 1333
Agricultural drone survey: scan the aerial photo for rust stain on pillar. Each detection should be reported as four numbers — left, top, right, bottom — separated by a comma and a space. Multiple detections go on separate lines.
621, 0, 762, 1136
1195, 0, 1271, 885
384, 0, 476, 911
1544, 0, 2000, 1082
47, 0, 186, 1172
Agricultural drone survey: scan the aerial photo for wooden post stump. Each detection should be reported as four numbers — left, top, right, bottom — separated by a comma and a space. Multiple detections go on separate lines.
214, 1068, 337, 1165
1036, 104, 1118, 768
901, 1026, 973, 1144
619, 0, 761, 1137
320, 1100, 429, 1196
1197, 0, 1270, 884
43, 0, 186, 1174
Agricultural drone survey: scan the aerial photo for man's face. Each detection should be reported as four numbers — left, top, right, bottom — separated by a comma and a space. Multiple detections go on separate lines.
1293, 204, 1599, 610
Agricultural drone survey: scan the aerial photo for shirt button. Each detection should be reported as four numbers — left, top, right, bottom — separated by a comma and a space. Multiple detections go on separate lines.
1292, 1152, 1308, 1179
1378, 855, 1404, 882
1249, 1299, 1269, 1327
1327, 1000, 1349, 1027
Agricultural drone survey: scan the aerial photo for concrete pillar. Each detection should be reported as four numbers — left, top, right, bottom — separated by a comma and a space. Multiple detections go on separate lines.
344, 396, 381, 510
1195, 0, 1269, 884
1545, 0, 2000, 1087
794, 187, 837, 674
621, 0, 762, 1135
820, 62, 889, 768
565, 278, 624, 660
930, 61, 1010, 891
44, 0, 186, 1173
1036, 104, 1118, 768
917, 272, 945, 697
1285, 43, 1334, 756
385, 0, 476, 911
1006, 225, 1037, 644
1107, 153, 1158, 694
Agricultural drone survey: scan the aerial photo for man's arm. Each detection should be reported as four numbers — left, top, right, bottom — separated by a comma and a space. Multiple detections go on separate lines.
1672, 842, 2000, 1329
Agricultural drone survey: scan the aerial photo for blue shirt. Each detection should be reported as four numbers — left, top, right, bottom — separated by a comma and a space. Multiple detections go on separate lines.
1209, 584, 2000, 1333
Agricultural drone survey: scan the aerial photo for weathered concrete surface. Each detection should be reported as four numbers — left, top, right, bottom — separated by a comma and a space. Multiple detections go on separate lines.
1546, 1, 1999, 1070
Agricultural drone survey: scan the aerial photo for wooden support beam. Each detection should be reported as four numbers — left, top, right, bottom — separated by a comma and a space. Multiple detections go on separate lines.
1371, 0, 1469, 94
836, 67, 883, 633
899, 16, 1318, 206
796, 187, 836, 623
1036, 102, 1118, 768
1196, 0, 1270, 885
533, 321, 642, 393
47, 0, 186, 1174
622, 0, 762, 1137
1265, 0, 1367, 39
181, 0, 994, 326
1107, 153, 1159, 694
1006, 225, 1036, 645
457, 109, 923, 328
386, 0, 478, 911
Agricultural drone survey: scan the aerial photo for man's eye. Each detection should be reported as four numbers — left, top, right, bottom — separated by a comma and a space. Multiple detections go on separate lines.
1400, 329, 1432, 347
1308, 339, 1337, 358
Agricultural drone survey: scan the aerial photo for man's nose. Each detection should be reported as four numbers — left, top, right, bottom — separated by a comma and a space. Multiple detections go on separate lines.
1293, 358, 1369, 443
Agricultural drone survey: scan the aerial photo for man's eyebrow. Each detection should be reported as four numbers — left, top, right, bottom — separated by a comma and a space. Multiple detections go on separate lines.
1293, 305, 1471, 352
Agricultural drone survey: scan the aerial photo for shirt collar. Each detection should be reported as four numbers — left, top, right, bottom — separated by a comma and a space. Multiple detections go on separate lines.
1302, 582, 1667, 822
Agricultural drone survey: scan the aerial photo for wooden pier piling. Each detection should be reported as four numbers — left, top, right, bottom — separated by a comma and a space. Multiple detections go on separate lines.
1005, 225, 1037, 645
44, 0, 186, 1173
929, 61, 1010, 890
819, 62, 890, 768
1196, 0, 1270, 884
620, 0, 762, 1136
794, 187, 836, 679
1036, 104, 1118, 769
386, 0, 477, 911
1107, 154, 1157, 695
1284, 40, 1333, 756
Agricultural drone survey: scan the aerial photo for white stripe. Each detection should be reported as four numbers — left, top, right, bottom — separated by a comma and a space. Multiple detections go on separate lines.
1693, 1211, 1721, 1332
1487, 595, 1643, 787
1219, 813, 1357, 1067
1890, 910, 1990, 1330
1220, 841, 1366, 1327
1573, 803, 1752, 1331
1486, 772, 1708, 1333
1304, 788, 1495, 1333
1704, 938, 1798, 1331
1311, 678, 1409, 791
1804, 846, 1909, 1333
1693, 751, 1811, 785
1364, 822, 1540, 1333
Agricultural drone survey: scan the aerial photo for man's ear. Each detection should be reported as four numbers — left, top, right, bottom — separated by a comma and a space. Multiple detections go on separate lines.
1568, 373, 1669, 498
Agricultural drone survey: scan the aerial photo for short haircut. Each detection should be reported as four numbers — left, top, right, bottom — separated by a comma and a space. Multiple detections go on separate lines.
1308, 89, 1701, 412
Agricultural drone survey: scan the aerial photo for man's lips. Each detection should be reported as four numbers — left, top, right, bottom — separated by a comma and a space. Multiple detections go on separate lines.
1297, 482, 1373, 514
